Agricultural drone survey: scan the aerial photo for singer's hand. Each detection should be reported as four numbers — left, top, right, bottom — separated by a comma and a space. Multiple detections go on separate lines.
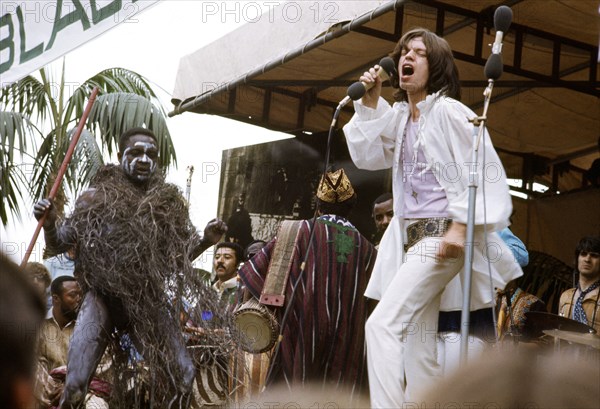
437, 222, 466, 260
360, 65, 383, 109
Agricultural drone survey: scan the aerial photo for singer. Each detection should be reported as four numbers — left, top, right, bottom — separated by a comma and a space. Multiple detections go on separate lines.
343, 28, 522, 407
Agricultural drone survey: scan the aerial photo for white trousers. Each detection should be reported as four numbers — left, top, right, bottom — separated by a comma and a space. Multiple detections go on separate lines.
366, 237, 464, 408
437, 331, 489, 376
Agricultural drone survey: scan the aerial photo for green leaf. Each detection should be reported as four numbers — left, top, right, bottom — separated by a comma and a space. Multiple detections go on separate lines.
0, 65, 175, 226
88, 92, 176, 168
0, 112, 39, 225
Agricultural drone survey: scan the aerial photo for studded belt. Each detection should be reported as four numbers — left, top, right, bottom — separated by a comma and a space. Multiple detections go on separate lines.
404, 217, 452, 252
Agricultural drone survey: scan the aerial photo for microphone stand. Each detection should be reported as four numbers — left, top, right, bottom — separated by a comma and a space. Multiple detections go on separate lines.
459, 5, 512, 364
460, 77, 497, 365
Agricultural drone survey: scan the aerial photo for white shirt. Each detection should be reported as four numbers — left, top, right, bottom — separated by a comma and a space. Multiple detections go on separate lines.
343, 92, 523, 309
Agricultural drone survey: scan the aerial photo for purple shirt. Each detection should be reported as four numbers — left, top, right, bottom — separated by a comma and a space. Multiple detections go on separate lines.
400, 120, 449, 218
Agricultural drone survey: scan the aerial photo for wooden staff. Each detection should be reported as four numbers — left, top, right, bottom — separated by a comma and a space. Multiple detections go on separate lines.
21, 86, 99, 267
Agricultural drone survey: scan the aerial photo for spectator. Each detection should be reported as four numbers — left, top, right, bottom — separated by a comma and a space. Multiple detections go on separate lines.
38, 276, 82, 374
494, 228, 542, 341
495, 279, 546, 341
244, 239, 267, 261
37, 276, 111, 408
499, 227, 529, 267
371, 192, 393, 247
213, 242, 244, 305
24, 262, 52, 311
417, 351, 599, 409
44, 247, 75, 281
0, 251, 46, 409
226, 193, 254, 249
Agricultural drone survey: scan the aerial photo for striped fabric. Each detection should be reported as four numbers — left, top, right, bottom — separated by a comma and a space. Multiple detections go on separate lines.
189, 350, 228, 407
238, 216, 376, 394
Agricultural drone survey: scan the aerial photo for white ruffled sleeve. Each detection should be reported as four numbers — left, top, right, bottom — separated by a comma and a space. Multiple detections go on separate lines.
342, 97, 399, 171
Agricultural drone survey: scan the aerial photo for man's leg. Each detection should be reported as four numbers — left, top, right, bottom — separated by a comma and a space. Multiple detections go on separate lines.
403, 293, 443, 401
365, 237, 463, 408
60, 291, 112, 409
437, 331, 489, 376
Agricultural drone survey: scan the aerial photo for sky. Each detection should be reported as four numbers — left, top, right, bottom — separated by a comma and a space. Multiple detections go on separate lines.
0, 1, 293, 268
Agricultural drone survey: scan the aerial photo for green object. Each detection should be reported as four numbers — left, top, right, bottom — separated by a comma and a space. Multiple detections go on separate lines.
319, 219, 357, 263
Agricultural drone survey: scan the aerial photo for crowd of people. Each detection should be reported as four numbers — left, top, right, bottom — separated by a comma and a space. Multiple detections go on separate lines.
1, 27, 598, 409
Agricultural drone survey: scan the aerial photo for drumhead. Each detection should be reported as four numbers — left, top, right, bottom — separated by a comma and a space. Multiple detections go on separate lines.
234, 306, 278, 353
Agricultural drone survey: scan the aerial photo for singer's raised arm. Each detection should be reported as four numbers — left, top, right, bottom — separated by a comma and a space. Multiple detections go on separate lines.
343, 97, 400, 171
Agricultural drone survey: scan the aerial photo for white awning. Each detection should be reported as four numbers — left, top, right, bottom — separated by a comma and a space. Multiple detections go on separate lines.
170, 0, 599, 192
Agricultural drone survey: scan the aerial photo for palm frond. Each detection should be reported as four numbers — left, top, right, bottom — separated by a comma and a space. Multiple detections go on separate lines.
65, 129, 103, 197
0, 162, 27, 225
92, 68, 158, 97
1, 65, 174, 224
0, 112, 39, 225
0, 75, 50, 124
87, 92, 177, 168
0, 111, 38, 158
28, 130, 61, 204
66, 68, 163, 121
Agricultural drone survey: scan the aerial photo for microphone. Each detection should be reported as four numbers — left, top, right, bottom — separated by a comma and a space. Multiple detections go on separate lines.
484, 54, 503, 80
342, 57, 397, 105
484, 5, 512, 80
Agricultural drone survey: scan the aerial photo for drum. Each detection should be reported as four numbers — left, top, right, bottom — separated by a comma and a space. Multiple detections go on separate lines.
234, 298, 279, 353
229, 348, 271, 402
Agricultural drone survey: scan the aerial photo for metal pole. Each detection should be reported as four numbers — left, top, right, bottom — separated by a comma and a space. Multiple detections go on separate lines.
460, 80, 495, 364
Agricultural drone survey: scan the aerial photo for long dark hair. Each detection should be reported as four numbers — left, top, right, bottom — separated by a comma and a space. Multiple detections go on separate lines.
389, 28, 461, 102
575, 236, 600, 273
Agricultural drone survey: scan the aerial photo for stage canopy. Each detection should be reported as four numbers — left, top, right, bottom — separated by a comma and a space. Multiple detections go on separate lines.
170, 0, 599, 195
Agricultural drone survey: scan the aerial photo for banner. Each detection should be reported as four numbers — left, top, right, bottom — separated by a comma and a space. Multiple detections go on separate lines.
1, 0, 158, 86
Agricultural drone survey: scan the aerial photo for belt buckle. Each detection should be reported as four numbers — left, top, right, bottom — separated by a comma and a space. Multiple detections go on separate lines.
403, 218, 450, 253
425, 220, 440, 235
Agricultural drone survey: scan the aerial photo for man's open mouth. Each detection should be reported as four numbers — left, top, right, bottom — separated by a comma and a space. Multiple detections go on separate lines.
402, 65, 414, 76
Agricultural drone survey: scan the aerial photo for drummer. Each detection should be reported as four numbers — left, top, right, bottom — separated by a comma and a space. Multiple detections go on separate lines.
559, 236, 600, 332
